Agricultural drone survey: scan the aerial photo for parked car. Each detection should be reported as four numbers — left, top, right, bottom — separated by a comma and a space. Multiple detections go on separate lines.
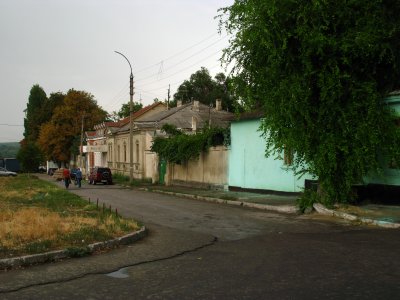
88, 167, 113, 185
0, 167, 17, 177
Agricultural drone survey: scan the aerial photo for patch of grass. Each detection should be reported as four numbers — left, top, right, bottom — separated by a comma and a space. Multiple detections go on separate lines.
113, 173, 152, 187
0, 175, 140, 259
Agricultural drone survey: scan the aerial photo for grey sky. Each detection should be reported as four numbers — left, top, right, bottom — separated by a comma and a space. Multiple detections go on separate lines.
0, 0, 233, 143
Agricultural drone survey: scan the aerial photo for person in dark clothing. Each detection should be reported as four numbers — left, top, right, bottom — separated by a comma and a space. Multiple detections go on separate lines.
75, 168, 83, 188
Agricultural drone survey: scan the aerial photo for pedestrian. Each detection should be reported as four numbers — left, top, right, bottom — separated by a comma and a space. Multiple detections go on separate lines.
63, 168, 71, 189
75, 168, 83, 188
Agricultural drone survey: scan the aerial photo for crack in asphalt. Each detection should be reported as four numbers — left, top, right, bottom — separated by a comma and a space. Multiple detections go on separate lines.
0, 237, 218, 294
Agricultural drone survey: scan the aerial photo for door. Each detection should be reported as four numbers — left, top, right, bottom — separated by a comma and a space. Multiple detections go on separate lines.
159, 158, 166, 185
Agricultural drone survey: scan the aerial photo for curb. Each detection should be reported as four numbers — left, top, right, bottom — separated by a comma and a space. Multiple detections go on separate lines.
313, 204, 400, 229
143, 188, 399, 228
0, 226, 147, 270
146, 189, 299, 214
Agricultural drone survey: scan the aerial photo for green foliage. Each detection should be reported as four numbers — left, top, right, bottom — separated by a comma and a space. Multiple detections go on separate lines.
297, 189, 320, 213
172, 67, 240, 112
38, 89, 107, 163
151, 125, 230, 164
113, 173, 152, 186
220, 0, 400, 204
0, 142, 19, 158
160, 124, 183, 136
65, 246, 91, 257
109, 101, 143, 121
17, 142, 44, 172
24, 85, 48, 142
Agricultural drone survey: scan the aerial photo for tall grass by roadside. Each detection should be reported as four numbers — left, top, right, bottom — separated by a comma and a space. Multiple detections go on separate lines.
0, 175, 139, 258
113, 173, 152, 187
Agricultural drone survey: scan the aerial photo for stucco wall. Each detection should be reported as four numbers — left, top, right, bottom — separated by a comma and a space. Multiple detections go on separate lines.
169, 146, 228, 188
364, 94, 400, 186
229, 119, 313, 193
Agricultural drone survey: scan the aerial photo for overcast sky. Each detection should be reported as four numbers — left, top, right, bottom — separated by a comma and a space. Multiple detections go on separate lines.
0, 0, 233, 143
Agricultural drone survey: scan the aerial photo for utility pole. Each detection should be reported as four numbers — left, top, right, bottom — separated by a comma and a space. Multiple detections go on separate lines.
115, 51, 134, 183
167, 84, 170, 109
80, 113, 85, 170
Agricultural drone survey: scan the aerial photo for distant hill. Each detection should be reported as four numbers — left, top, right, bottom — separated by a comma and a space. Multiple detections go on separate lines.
0, 142, 20, 158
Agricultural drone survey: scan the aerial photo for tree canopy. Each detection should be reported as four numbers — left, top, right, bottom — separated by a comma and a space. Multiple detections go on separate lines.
108, 101, 143, 121
38, 89, 107, 163
220, 0, 400, 203
24, 84, 48, 142
173, 67, 238, 112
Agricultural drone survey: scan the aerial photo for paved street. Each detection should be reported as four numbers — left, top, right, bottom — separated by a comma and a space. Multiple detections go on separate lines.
1, 178, 399, 299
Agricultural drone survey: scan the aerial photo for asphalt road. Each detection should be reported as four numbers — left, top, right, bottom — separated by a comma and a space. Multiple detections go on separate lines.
1, 178, 399, 299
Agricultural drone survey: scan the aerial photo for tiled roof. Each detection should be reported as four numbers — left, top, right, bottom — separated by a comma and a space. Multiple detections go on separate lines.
135, 101, 234, 130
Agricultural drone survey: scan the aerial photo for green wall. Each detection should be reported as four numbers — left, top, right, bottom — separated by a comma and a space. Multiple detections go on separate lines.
364, 93, 400, 186
229, 118, 313, 192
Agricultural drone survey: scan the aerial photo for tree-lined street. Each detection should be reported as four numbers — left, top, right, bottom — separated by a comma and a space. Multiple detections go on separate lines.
1, 179, 399, 299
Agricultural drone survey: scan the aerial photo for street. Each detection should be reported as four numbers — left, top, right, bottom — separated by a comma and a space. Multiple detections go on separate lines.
1, 179, 399, 299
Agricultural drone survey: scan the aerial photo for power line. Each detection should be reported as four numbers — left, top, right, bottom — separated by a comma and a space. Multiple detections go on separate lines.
135, 35, 227, 83
134, 32, 220, 74
0, 124, 23, 127
136, 48, 224, 89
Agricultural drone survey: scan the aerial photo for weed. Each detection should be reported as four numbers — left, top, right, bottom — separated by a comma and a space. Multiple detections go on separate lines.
65, 246, 91, 257
0, 175, 139, 259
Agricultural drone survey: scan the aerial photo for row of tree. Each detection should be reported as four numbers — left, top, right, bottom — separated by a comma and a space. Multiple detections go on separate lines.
18, 86, 108, 171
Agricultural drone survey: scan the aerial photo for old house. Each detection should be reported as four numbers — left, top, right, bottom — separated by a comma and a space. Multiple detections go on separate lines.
85, 102, 167, 176
134, 99, 233, 186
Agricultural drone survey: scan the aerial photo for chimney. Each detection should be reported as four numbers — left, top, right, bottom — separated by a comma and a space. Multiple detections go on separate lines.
216, 99, 222, 111
193, 100, 200, 112
177, 100, 182, 107
192, 116, 197, 132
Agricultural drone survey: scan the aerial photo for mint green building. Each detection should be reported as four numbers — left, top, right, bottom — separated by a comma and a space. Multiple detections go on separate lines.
228, 115, 314, 193
364, 91, 400, 186
229, 93, 400, 194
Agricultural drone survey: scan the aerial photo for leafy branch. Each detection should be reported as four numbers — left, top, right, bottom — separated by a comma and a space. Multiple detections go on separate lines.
151, 125, 230, 164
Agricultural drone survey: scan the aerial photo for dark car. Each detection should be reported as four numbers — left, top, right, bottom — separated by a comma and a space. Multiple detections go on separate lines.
88, 167, 113, 185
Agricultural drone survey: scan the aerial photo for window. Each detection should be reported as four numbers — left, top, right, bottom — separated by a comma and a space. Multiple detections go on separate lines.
117, 145, 120, 162
136, 141, 139, 163
123, 142, 127, 162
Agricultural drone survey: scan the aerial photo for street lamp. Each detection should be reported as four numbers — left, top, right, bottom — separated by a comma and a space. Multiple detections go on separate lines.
115, 51, 134, 183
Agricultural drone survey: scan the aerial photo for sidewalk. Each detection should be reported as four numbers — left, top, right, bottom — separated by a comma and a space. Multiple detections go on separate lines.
140, 185, 400, 229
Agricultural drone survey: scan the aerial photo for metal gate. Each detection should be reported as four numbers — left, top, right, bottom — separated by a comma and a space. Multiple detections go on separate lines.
159, 158, 166, 185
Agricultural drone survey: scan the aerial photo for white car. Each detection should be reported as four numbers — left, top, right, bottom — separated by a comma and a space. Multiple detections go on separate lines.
0, 167, 17, 177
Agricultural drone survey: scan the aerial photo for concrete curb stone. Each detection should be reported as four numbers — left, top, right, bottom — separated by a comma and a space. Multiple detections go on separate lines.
147, 188, 300, 214
0, 226, 147, 270
313, 203, 400, 229
143, 187, 399, 228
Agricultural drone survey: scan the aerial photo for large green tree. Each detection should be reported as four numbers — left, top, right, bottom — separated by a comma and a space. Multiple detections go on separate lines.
220, 0, 400, 203
108, 101, 143, 121
24, 84, 48, 142
38, 89, 107, 163
173, 67, 238, 112
17, 140, 43, 172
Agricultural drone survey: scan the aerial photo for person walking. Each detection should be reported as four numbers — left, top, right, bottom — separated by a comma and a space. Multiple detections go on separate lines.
63, 168, 71, 189
75, 168, 83, 188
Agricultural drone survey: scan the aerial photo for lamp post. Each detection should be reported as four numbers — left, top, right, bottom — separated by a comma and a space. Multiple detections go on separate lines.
115, 51, 134, 183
